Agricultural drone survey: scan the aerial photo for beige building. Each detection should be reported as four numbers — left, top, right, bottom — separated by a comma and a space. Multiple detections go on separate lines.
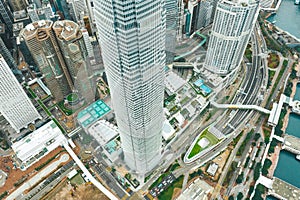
20, 20, 71, 102
20, 20, 94, 102
53, 20, 94, 103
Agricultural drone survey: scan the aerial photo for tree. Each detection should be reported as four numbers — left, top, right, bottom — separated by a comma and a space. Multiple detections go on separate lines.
236, 172, 244, 184
237, 192, 244, 200
262, 159, 272, 176
254, 162, 262, 181
254, 133, 260, 141
274, 127, 283, 137
264, 136, 270, 145
248, 185, 254, 196
228, 195, 234, 200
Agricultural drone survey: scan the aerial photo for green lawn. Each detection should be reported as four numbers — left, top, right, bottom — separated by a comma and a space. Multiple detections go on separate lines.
269, 70, 275, 80
158, 175, 184, 200
70, 174, 84, 185
67, 93, 79, 102
188, 128, 219, 159
268, 53, 280, 69
57, 101, 74, 116
57, 100, 86, 116
180, 96, 190, 105
245, 48, 252, 61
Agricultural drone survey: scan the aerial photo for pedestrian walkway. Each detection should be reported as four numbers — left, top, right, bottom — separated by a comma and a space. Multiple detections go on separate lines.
63, 142, 118, 200
211, 101, 271, 114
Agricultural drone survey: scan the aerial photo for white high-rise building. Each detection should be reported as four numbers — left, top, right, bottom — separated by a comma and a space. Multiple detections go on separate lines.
0, 54, 41, 133
204, 0, 260, 75
81, 28, 94, 58
94, 0, 166, 174
165, 0, 178, 64
197, 0, 213, 29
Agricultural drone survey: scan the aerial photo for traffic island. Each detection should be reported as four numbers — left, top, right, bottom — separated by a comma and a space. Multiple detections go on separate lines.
184, 127, 222, 163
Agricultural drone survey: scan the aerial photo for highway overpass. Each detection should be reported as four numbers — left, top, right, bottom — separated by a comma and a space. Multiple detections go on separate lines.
210, 101, 271, 114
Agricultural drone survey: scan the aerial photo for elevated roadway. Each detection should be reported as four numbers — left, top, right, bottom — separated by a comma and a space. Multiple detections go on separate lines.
211, 101, 271, 114
174, 32, 207, 61
213, 27, 266, 135
63, 142, 119, 200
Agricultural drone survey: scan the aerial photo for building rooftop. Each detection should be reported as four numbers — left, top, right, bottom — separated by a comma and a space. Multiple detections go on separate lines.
162, 120, 176, 141
13, 10, 29, 22
206, 162, 218, 176
11, 120, 67, 170
165, 71, 186, 93
53, 20, 82, 41
77, 100, 111, 128
87, 120, 119, 146
177, 178, 213, 200
13, 22, 24, 32
21, 20, 53, 40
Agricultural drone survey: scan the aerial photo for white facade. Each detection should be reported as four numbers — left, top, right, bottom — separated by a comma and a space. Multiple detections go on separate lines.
165, 0, 178, 64
177, 0, 184, 41
260, 0, 273, 8
82, 28, 94, 58
68, 0, 87, 22
204, 0, 260, 75
94, 0, 166, 174
198, 0, 213, 28
0, 55, 41, 132
12, 121, 66, 170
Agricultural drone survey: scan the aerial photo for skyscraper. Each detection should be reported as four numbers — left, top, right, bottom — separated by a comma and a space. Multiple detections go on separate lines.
94, 0, 166, 174
0, 0, 14, 32
0, 54, 41, 133
0, 36, 17, 69
204, 0, 259, 75
21, 20, 94, 103
165, 0, 178, 64
53, 20, 94, 103
20, 20, 71, 102
197, 0, 213, 29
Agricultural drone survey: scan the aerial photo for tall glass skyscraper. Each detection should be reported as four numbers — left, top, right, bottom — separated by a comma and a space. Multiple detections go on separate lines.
94, 0, 166, 174
204, 0, 259, 75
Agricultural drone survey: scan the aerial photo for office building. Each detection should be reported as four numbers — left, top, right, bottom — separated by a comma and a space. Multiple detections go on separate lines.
165, 0, 178, 64
204, 0, 260, 75
68, 0, 87, 22
188, 0, 200, 34
94, 0, 166, 174
197, 0, 213, 29
53, 20, 94, 102
0, 54, 41, 133
177, 0, 184, 41
20, 20, 71, 102
82, 28, 94, 58
8, 0, 27, 12
0, 0, 14, 33
27, 3, 54, 22
0, 36, 17, 69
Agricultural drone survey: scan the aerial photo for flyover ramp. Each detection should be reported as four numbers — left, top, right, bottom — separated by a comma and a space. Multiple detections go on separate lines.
210, 101, 271, 114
